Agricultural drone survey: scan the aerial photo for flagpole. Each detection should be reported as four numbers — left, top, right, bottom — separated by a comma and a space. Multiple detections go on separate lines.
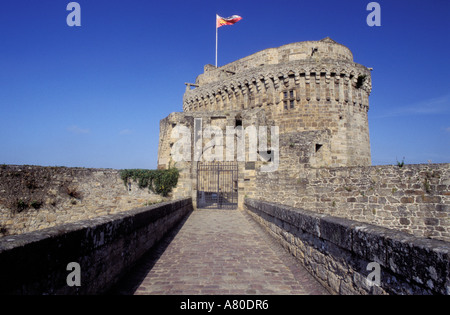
215, 14, 242, 68
215, 15, 218, 68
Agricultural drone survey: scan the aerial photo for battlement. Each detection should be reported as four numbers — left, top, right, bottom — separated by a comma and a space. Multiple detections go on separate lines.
183, 38, 372, 116
194, 37, 355, 87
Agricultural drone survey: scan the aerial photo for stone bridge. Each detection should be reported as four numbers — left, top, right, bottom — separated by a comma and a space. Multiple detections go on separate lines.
0, 198, 448, 295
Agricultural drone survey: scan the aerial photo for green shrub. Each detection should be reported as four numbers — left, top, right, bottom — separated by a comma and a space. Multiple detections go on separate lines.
120, 167, 179, 197
396, 157, 405, 168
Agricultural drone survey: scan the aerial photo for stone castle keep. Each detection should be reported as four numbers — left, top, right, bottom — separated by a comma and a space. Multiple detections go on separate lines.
156, 38, 448, 243
0, 38, 448, 296
158, 37, 373, 209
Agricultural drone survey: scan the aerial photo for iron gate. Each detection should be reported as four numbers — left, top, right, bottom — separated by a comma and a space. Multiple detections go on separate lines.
196, 162, 238, 209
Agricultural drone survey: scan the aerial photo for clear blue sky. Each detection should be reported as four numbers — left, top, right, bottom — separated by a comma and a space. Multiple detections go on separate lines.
0, 0, 449, 169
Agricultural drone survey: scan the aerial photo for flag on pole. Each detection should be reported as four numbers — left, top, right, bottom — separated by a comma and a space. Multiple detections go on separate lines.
216, 15, 243, 28
216, 14, 242, 67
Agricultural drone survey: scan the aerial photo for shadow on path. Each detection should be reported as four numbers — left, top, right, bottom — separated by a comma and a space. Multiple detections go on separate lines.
107, 209, 330, 295
107, 210, 194, 295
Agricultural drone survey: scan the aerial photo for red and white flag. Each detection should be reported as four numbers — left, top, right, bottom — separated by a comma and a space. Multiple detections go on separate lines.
216, 14, 243, 28
215, 14, 242, 67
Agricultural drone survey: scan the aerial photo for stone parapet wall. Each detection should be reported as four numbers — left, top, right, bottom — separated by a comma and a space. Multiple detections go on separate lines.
195, 38, 355, 87
253, 164, 450, 241
0, 165, 164, 236
245, 198, 450, 295
0, 198, 193, 295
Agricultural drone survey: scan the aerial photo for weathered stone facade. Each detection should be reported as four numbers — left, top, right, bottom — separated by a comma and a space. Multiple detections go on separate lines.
157, 37, 449, 243
182, 37, 372, 167
253, 164, 450, 242
158, 37, 372, 209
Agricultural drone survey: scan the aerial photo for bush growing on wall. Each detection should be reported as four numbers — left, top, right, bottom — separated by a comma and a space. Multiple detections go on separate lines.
120, 167, 179, 197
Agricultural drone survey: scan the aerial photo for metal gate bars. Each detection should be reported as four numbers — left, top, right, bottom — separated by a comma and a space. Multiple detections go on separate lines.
196, 162, 238, 209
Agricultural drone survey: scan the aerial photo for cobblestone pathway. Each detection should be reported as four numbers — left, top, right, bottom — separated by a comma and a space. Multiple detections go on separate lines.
110, 210, 330, 295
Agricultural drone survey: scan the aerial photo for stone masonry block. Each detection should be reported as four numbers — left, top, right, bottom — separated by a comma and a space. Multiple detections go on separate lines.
245, 198, 450, 295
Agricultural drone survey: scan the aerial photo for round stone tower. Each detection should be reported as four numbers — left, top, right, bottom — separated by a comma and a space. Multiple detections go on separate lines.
182, 37, 372, 167
158, 37, 373, 208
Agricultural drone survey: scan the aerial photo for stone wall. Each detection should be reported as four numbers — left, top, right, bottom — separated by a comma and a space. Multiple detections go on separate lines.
253, 164, 450, 242
157, 108, 273, 209
245, 198, 450, 295
157, 112, 195, 201
0, 198, 193, 295
0, 165, 165, 236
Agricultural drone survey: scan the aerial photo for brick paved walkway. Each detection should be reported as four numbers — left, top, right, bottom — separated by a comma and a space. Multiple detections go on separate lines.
110, 210, 330, 295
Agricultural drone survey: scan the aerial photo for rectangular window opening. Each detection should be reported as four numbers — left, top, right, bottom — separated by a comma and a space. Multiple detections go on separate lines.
283, 89, 295, 110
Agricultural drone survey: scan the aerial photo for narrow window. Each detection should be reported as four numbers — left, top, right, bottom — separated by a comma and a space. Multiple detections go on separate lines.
283, 90, 295, 109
